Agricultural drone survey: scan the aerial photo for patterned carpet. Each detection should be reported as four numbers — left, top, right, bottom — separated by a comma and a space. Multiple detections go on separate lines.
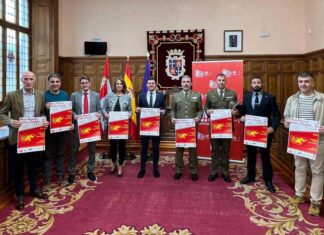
0, 153, 323, 235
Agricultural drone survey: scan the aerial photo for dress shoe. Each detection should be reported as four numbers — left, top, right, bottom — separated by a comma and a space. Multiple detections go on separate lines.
173, 173, 182, 180
16, 196, 25, 211
117, 165, 123, 177
153, 170, 160, 178
265, 181, 276, 193
191, 174, 198, 181
221, 174, 232, 183
240, 176, 255, 184
137, 170, 145, 179
87, 172, 96, 181
110, 163, 117, 174
57, 175, 68, 186
31, 189, 47, 199
15, 196, 24, 210
208, 174, 217, 182
42, 183, 51, 192
68, 175, 75, 185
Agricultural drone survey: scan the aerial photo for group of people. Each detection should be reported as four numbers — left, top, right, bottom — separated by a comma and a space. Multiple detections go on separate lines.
0, 70, 323, 217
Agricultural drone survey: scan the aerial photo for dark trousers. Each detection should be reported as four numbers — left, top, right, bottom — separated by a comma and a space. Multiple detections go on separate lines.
140, 136, 160, 171
43, 131, 68, 184
246, 134, 273, 182
110, 139, 126, 165
210, 138, 232, 175
8, 144, 40, 197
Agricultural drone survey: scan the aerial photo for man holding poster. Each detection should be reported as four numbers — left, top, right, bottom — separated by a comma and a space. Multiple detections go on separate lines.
68, 76, 101, 184
171, 75, 203, 181
136, 77, 166, 179
43, 73, 71, 191
284, 72, 324, 216
239, 76, 280, 193
205, 73, 237, 183
0, 71, 48, 210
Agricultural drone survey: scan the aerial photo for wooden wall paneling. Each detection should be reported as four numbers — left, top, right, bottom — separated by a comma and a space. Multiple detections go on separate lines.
251, 61, 265, 74
32, 0, 58, 91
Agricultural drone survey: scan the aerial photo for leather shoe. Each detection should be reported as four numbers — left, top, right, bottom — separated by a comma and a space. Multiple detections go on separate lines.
15, 196, 24, 210
240, 176, 255, 184
31, 189, 47, 199
137, 170, 145, 179
221, 174, 232, 183
265, 181, 276, 193
68, 175, 75, 185
117, 165, 123, 177
208, 174, 217, 182
191, 174, 198, 181
153, 170, 160, 178
110, 163, 117, 174
87, 172, 96, 181
173, 173, 182, 180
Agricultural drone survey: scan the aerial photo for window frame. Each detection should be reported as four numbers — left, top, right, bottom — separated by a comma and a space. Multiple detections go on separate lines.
0, 0, 32, 104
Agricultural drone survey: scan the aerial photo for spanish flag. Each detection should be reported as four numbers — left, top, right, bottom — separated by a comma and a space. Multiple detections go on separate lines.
124, 58, 138, 140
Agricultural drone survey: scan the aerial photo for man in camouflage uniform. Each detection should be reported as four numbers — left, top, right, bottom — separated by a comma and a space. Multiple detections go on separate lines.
205, 73, 237, 183
171, 75, 203, 181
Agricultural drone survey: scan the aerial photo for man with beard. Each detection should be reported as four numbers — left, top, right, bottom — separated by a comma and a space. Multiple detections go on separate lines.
239, 76, 281, 193
171, 75, 202, 181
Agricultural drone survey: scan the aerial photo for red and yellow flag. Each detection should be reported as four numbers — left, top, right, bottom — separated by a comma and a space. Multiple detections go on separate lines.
124, 59, 138, 140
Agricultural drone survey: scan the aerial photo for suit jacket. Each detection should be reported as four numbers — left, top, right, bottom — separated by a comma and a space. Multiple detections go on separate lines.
70, 90, 101, 127
241, 92, 281, 129
138, 91, 166, 110
0, 89, 45, 145
171, 90, 203, 120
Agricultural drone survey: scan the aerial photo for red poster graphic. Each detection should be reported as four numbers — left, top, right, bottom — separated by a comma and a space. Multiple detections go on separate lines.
79, 120, 101, 143
109, 119, 129, 136
140, 116, 160, 134
192, 60, 244, 161
176, 126, 197, 147
17, 126, 45, 153
288, 131, 319, 156
244, 126, 268, 147
50, 109, 72, 130
211, 117, 232, 138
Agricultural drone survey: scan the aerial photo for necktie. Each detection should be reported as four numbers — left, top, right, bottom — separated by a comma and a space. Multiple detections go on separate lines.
149, 92, 153, 107
220, 90, 224, 99
84, 93, 89, 114
185, 91, 188, 98
255, 92, 259, 109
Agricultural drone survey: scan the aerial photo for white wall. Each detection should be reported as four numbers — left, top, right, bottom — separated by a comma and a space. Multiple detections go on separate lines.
59, 0, 308, 56
305, 0, 324, 52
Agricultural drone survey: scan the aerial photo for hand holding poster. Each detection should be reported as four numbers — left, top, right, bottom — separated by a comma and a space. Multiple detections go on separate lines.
78, 112, 101, 143
50, 101, 72, 133
18, 117, 46, 153
244, 115, 268, 148
175, 119, 196, 147
287, 118, 319, 160
140, 108, 160, 136
108, 111, 129, 139
210, 109, 233, 139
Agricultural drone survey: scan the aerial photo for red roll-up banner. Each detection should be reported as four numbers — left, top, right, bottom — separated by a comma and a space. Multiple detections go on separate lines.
192, 60, 244, 162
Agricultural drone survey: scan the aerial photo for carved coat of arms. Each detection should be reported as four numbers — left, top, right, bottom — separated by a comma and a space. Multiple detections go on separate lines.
165, 49, 186, 80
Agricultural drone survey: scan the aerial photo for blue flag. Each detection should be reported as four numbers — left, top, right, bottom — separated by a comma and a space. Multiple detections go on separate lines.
141, 59, 150, 93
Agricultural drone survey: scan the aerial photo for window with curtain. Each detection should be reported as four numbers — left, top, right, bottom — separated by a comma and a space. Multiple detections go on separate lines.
0, 0, 30, 102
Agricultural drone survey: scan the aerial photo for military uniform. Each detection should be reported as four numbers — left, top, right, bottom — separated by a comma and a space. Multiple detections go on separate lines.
205, 89, 237, 177
171, 90, 203, 174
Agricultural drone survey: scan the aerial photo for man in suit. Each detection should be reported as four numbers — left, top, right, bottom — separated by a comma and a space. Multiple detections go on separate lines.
0, 71, 48, 210
136, 77, 166, 178
68, 76, 101, 184
171, 75, 203, 181
239, 75, 281, 193
205, 73, 237, 183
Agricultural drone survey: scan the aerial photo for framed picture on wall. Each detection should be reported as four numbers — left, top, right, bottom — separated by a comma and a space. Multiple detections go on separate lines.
224, 30, 243, 52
